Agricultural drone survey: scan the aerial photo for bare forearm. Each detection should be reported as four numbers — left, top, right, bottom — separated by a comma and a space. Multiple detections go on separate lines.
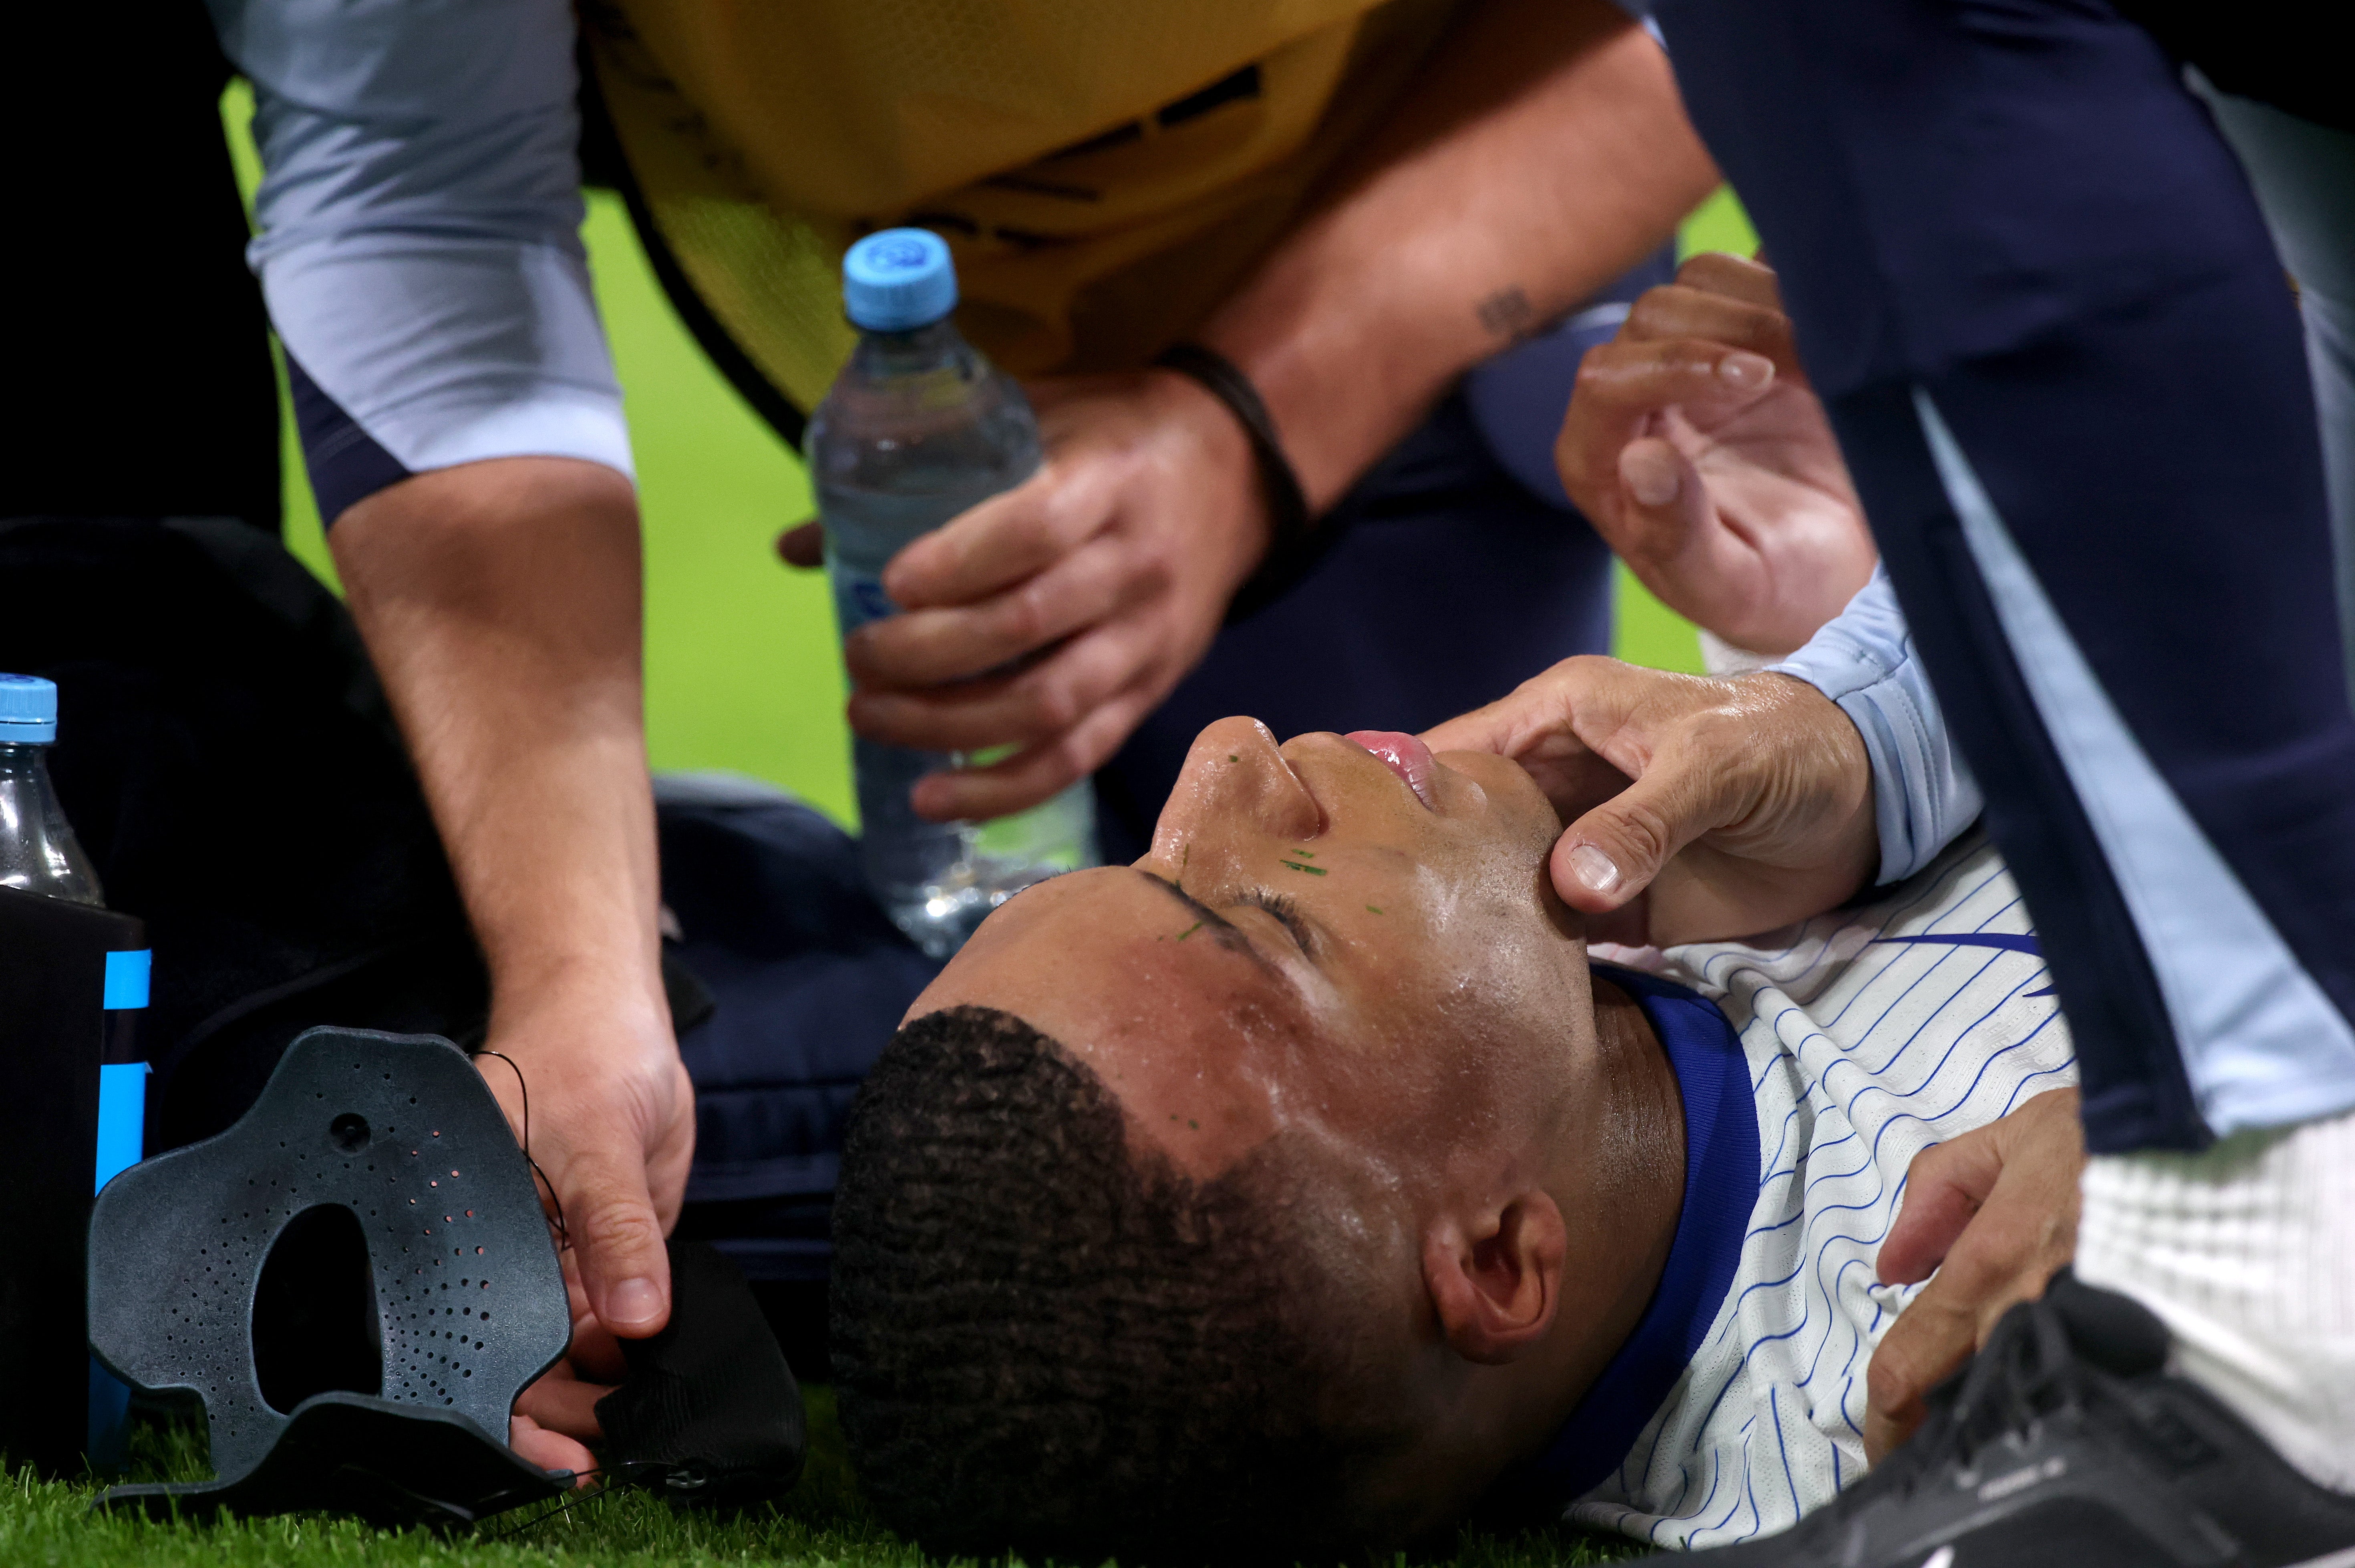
330, 457, 664, 1027
1198, 0, 1719, 511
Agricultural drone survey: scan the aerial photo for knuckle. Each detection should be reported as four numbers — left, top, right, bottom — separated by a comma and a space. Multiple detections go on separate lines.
1624, 287, 1682, 337
1559, 654, 1619, 698
1905, 1138, 1957, 1183
1866, 1348, 1917, 1411
1938, 1244, 2009, 1296
999, 587, 1052, 650
1129, 549, 1174, 601
1677, 251, 1746, 289
1037, 740, 1088, 794
1737, 314, 1788, 355
1025, 677, 1081, 734
1610, 796, 1677, 870
1041, 478, 1107, 546
1001, 508, 1061, 565
1684, 708, 1749, 755
574, 1196, 662, 1258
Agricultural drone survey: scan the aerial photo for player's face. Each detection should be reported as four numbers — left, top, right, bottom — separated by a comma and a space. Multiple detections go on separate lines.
907, 717, 1595, 1189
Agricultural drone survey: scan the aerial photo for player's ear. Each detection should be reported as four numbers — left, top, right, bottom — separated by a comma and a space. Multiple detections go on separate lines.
1421, 1190, 1566, 1364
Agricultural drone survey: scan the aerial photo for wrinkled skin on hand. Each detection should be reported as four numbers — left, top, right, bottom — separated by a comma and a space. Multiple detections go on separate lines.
1867, 1087, 2086, 1461
1556, 253, 1877, 655
779, 368, 1269, 823
1423, 655, 1879, 946
506, 1242, 634, 1477
480, 1001, 690, 1481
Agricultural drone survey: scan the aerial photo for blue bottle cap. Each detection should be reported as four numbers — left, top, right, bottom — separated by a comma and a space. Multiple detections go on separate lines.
843, 228, 958, 332
0, 673, 58, 743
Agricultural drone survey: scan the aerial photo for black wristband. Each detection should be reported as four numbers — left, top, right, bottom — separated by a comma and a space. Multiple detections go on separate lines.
1153, 342, 1329, 623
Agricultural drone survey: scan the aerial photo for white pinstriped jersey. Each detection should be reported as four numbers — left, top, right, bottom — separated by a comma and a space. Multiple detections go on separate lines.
1575, 831, 2077, 1549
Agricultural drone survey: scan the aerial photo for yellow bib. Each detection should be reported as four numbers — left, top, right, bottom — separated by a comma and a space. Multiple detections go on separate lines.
583, 0, 1458, 412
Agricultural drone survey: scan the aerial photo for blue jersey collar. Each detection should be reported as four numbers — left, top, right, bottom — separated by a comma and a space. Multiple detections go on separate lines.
1508, 962, 1759, 1504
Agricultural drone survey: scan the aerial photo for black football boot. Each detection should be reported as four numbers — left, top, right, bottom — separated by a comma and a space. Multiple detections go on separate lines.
1651, 1272, 2355, 1568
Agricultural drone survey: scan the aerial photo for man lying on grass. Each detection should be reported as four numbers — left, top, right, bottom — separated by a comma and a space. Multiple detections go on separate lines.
829, 682, 2084, 1561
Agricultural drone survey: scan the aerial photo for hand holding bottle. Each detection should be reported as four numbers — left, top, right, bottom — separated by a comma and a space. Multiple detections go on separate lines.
837, 368, 1266, 823
807, 230, 1113, 956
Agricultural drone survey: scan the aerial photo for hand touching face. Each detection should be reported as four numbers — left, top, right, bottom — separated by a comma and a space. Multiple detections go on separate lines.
906, 716, 1595, 1184
1424, 656, 1879, 947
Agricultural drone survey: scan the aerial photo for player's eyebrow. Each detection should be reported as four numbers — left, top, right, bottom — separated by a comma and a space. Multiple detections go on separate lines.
1138, 872, 1284, 977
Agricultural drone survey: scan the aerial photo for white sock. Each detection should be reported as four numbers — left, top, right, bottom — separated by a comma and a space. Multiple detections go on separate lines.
2074, 1106, 2355, 1492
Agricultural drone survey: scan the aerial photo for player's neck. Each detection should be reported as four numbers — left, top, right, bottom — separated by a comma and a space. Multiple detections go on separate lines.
1382, 978, 1686, 1526
1534, 974, 1686, 1409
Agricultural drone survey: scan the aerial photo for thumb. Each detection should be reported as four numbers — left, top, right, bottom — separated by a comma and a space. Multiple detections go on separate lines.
1612, 436, 1713, 567
558, 1138, 673, 1339
775, 519, 825, 569
1550, 740, 1733, 915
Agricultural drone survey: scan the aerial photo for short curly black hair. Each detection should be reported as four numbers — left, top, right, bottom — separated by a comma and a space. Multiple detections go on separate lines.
830, 1005, 1416, 1564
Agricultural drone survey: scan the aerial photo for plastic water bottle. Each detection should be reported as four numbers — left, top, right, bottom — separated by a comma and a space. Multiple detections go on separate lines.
2, 673, 148, 1470
807, 229, 1099, 958
1, 673, 103, 906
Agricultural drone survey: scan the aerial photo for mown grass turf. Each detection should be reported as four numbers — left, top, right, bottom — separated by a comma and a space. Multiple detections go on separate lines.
2, 1388, 1643, 1568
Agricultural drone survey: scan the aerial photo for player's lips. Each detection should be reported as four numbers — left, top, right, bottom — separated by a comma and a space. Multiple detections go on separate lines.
1346, 730, 1438, 809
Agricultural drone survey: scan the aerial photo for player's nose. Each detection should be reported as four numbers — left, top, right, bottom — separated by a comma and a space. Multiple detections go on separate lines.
1147, 717, 1324, 862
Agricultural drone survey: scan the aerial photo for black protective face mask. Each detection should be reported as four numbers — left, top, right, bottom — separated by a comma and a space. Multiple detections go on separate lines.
88, 1026, 804, 1529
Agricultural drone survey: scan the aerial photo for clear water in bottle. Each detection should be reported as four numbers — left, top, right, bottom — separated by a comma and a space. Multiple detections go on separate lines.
807, 229, 1097, 958
1, 673, 104, 906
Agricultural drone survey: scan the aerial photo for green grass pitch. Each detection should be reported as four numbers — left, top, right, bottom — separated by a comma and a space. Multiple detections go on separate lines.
2, 1390, 1645, 1566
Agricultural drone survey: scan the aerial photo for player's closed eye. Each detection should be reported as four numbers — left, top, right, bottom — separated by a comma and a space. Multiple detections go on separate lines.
1237, 888, 1316, 957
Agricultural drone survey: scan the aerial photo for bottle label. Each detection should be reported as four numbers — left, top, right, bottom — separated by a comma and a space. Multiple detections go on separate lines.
830, 568, 902, 637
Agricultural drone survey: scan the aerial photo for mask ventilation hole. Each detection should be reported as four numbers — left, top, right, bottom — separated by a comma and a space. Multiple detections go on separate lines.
252, 1204, 382, 1414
